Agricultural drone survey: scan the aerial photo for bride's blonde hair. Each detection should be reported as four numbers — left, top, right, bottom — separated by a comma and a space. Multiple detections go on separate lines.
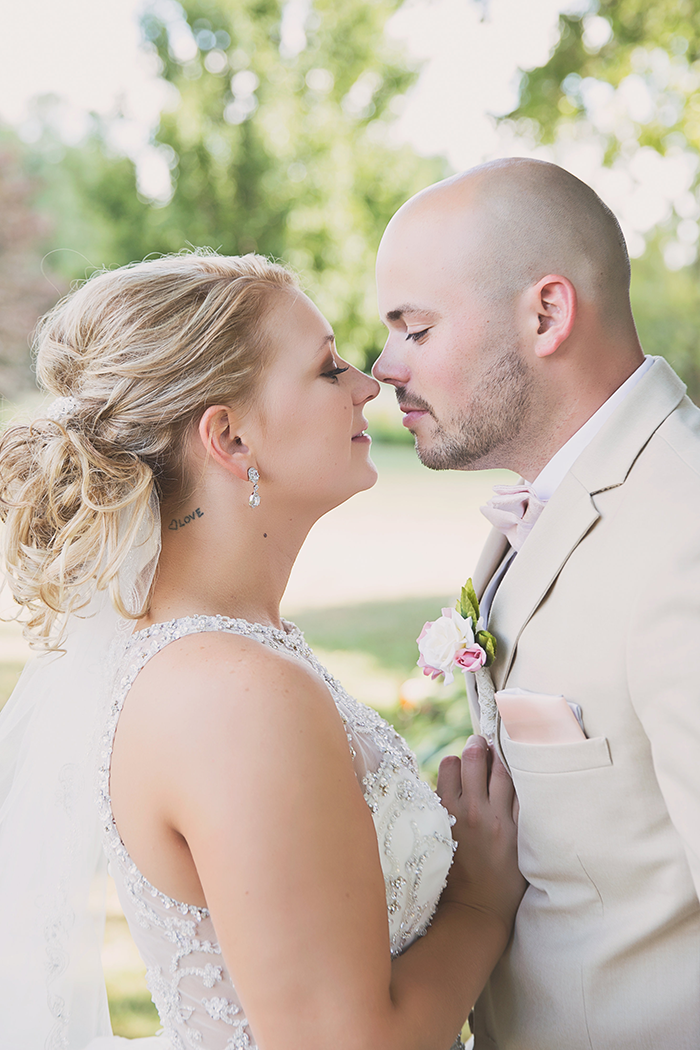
0, 250, 298, 648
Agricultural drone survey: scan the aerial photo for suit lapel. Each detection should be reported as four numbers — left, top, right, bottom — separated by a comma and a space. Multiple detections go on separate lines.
485, 357, 687, 691
472, 527, 509, 600
488, 472, 598, 689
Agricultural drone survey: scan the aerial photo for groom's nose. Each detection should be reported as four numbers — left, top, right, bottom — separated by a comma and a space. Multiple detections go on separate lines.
371, 339, 410, 387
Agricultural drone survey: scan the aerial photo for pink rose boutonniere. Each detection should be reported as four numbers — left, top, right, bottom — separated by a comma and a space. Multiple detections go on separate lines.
417, 579, 499, 739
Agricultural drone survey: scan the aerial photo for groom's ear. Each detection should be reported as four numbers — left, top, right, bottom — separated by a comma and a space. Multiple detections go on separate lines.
526, 274, 576, 359
197, 405, 252, 482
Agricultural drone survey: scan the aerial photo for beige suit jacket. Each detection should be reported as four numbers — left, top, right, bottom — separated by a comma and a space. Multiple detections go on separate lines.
468, 357, 700, 1050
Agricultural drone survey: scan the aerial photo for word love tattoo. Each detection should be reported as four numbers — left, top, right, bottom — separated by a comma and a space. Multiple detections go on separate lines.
168, 507, 204, 531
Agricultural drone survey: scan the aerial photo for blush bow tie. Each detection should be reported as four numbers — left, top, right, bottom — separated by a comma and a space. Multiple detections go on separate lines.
480, 482, 548, 552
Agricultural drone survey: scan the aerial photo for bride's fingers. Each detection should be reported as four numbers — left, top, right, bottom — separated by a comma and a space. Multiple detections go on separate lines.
439, 737, 514, 822
437, 754, 462, 809
459, 735, 491, 811
487, 751, 516, 819
437, 736, 488, 809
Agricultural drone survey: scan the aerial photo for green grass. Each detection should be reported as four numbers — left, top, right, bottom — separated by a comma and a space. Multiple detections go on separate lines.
0, 661, 23, 710
294, 594, 449, 673
107, 985, 160, 1038
103, 906, 160, 1036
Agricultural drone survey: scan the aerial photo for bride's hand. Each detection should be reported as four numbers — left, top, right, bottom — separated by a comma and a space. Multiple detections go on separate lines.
437, 735, 526, 937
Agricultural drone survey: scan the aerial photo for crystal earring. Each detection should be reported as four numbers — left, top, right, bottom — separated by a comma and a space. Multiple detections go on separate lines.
248, 467, 260, 508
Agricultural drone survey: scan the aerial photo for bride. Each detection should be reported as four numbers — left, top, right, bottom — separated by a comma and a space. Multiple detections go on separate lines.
0, 251, 523, 1050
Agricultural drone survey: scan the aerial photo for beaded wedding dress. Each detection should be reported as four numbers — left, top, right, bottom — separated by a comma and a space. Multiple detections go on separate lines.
98, 615, 463, 1050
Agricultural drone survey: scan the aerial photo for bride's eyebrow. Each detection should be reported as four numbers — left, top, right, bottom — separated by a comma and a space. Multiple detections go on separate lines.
315, 333, 336, 360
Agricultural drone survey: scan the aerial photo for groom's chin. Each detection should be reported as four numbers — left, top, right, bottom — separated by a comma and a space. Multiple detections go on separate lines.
415, 441, 451, 472
415, 439, 483, 472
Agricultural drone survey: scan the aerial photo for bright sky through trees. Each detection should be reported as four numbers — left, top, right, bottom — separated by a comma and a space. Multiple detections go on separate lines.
0, 0, 580, 188
0, 0, 695, 260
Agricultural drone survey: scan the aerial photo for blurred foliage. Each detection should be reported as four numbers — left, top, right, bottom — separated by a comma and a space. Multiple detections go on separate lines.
630, 234, 700, 396
0, 135, 63, 397
104, 908, 159, 1037
137, 0, 447, 367
511, 0, 700, 155
503, 0, 700, 400
24, 108, 166, 275
9, 0, 446, 380
0, 660, 23, 711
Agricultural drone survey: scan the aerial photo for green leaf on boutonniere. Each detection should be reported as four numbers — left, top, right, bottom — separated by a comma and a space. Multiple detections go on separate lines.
458, 578, 481, 624
476, 629, 497, 667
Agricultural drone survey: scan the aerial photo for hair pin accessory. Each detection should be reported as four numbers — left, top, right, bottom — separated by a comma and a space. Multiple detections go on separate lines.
45, 396, 79, 424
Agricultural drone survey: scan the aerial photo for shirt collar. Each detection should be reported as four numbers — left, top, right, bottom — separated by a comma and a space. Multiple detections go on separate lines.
531, 356, 654, 502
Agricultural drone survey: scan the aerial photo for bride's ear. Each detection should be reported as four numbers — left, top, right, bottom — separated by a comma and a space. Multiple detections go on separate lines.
197, 405, 252, 481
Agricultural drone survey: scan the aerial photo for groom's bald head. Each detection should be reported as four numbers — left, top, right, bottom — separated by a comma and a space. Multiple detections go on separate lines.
373, 158, 644, 479
381, 158, 632, 321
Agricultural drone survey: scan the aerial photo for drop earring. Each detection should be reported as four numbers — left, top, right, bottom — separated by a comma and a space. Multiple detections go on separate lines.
248, 467, 260, 508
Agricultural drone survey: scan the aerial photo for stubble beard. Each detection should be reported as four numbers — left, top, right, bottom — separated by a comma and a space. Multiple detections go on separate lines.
407, 342, 534, 471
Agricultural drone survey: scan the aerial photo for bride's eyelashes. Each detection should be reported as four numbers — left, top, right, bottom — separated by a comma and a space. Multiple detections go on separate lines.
321, 365, 350, 382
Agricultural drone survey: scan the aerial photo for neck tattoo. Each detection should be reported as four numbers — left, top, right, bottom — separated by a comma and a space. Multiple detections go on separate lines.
168, 507, 204, 532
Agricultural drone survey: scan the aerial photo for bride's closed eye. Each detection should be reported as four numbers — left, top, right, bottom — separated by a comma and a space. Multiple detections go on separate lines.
322, 365, 350, 382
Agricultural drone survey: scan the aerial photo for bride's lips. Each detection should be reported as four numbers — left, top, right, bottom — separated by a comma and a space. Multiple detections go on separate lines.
352, 419, 371, 444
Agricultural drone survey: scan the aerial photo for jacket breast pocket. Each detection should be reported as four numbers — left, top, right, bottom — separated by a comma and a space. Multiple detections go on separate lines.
501, 733, 613, 906
502, 733, 612, 774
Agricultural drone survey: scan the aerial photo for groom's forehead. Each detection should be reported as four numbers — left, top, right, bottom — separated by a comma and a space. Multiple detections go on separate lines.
378, 255, 472, 321
378, 217, 487, 309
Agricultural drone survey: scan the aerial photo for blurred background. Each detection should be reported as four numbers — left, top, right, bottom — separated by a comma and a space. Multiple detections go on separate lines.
1, 0, 699, 1035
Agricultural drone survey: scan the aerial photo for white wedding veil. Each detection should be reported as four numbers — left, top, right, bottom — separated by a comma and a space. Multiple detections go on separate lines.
0, 497, 161, 1050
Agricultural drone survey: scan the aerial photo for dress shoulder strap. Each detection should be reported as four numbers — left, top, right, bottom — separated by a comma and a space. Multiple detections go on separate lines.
123, 613, 309, 672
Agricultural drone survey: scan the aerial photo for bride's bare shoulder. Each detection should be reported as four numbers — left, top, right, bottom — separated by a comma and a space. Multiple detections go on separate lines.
123, 628, 335, 739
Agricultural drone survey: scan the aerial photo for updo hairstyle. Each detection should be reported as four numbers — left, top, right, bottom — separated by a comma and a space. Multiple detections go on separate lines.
0, 250, 298, 648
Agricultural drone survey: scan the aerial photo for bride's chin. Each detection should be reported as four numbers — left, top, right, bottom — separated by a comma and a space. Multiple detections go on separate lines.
316, 465, 379, 515
351, 458, 379, 494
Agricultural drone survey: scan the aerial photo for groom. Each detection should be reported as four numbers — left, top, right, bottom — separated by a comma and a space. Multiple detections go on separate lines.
373, 158, 700, 1049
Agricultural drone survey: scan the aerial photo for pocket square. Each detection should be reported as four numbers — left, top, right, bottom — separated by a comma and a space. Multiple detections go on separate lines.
495, 687, 586, 744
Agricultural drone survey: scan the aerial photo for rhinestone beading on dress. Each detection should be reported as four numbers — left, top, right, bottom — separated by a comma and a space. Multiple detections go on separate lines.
98, 615, 457, 1049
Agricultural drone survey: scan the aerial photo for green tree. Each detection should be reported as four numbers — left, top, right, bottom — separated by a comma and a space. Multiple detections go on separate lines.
136, 0, 447, 367
21, 100, 156, 282
0, 133, 63, 398
510, 0, 700, 160
502, 0, 700, 398
26, 0, 445, 373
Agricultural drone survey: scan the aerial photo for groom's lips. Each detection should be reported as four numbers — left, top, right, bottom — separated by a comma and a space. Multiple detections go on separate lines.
399, 404, 429, 428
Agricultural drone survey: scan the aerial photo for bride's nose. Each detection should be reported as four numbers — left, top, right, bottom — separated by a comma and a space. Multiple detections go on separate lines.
352, 368, 381, 405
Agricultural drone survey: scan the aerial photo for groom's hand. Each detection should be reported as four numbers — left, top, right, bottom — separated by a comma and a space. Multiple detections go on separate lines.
437, 736, 526, 937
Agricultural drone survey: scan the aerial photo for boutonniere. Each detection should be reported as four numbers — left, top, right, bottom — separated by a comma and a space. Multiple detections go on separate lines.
417, 579, 499, 741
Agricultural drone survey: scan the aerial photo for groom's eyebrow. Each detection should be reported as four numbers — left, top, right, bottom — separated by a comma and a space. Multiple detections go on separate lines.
385, 305, 439, 323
